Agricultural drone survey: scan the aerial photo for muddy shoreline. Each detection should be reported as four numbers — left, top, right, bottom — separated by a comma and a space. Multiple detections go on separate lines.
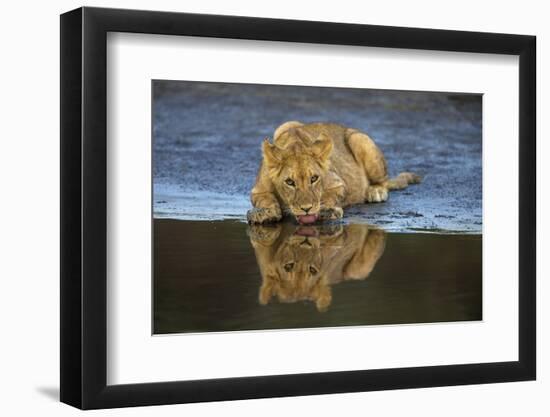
153, 81, 482, 233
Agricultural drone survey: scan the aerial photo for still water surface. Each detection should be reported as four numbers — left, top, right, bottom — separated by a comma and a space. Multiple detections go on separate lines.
154, 220, 481, 334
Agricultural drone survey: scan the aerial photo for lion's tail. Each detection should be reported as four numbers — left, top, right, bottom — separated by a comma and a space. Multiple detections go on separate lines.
384, 172, 422, 191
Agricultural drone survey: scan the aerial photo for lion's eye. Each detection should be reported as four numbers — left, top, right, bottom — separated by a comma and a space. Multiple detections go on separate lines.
309, 266, 317, 275
285, 178, 295, 187
284, 262, 295, 272
310, 175, 319, 183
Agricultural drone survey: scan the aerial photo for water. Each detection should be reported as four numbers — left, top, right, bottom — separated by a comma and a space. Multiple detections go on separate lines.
154, 220, 482, 334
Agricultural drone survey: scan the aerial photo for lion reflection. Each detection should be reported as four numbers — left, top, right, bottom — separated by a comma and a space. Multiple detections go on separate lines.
248, 223, 386, 312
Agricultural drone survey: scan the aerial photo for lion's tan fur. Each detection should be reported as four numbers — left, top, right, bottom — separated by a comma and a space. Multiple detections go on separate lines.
248, 223, 386, 311
247, 121, 420, 224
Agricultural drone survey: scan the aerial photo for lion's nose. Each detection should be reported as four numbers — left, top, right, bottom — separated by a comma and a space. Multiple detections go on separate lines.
300, 238, 312, 247
301, 206, 313, 214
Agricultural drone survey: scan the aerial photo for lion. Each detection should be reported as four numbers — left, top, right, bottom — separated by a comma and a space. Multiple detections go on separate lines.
248, 222, 386, 312
247, 121, 421, 224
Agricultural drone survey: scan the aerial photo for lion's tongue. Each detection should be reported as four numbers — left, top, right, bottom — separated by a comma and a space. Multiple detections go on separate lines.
297, 214, 318, 224
295, 226, 318, 237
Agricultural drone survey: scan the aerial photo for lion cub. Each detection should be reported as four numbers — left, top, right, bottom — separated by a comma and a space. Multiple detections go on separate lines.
248, 222, 386, 312
247, 121, 421, 224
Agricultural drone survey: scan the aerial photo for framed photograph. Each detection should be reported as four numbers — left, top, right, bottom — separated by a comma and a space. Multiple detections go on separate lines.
60, 6, 536, 409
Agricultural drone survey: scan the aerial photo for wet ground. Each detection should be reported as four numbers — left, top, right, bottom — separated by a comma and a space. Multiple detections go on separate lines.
153, 81, 482, 232
154, 220, 482, 334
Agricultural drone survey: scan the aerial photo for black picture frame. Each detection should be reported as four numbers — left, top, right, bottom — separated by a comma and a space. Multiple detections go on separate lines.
60, 6, 536, 410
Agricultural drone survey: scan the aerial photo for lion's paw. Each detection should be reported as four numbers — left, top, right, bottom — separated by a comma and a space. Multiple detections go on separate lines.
247, 223, 282, 245
247, 207, 282, 224
319, 206, 344, 221
365, 186, 389, 203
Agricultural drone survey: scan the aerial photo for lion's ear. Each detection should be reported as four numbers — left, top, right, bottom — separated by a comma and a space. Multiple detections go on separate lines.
315, 280, 332, 312
312, 133, 333, 162
262, 138, 282, 168
259, 278, 275, 305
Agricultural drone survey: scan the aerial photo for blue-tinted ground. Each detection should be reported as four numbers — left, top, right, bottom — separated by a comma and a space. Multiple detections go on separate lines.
153, 81, 482, 233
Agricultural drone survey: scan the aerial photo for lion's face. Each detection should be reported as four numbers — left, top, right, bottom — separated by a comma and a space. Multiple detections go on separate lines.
262, 130, 333, 224
259, 226, 333, 311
